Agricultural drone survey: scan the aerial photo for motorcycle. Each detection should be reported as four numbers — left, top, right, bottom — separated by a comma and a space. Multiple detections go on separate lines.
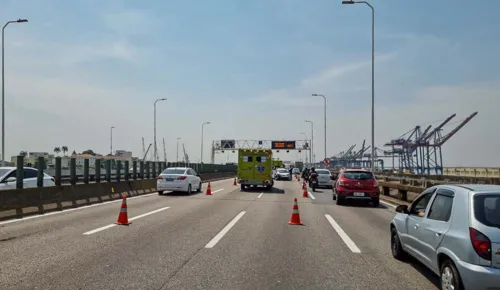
310, 175, 318, 192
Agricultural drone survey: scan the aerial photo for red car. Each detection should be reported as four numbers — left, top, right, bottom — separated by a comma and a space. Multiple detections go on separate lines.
332, 169, 380, 207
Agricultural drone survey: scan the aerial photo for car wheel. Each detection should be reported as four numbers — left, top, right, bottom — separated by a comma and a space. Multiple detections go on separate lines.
440, 259, 463, 290
158, 191, 164, 195
390, 227, 407, 261
336, 196, 344, 205
240, 184, 245, 191
197, 182, 202, 193
372, 197, 380, 207
187, 184, 192, 195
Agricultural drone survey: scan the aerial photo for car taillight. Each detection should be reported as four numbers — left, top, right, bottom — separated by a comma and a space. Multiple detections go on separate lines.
338, 179, 346, 186
156, 176, 163, 180
373, 179, 379, 187
469, 227, 491, 261
177, 176, 187, 180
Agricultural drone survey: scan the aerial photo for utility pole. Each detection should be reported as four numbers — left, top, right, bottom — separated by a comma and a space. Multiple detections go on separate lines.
2, 18, 28, 165
153, 98, 167, 162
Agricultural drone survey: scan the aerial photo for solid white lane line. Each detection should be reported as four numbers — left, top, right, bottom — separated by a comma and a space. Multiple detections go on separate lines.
0, 178, 234, 226
257, 192, 264, 198
212, 188, 224, 194
83, 206, 170, 235
380, 200, 397, 209
205, 211, 246, 248
325, 214, 361, 253
307, 192, 316, 200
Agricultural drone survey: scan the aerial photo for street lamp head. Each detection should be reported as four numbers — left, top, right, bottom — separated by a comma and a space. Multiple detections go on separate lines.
16, 19, 28, 23
342, 1, 355, 4
312, 93, 318, 96
111, 126, 115, 129
160, 98, 167, 101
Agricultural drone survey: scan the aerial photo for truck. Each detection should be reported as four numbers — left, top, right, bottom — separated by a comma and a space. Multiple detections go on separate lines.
294, 161, 304, 170
272, 159, 284, 168
237, 149, 274, 191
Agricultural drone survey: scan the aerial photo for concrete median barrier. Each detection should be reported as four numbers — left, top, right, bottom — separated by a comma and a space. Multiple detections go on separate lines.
0, 172, 235, 221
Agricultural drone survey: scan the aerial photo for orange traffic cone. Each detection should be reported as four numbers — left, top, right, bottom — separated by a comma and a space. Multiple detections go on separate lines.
233, 178, 237, 186
289, 198, 303, 225
206, 182, 212, 195
302, 187, 309, 198
115, 197, 132, 225
302, 180, 306, 190
298, 176, 301, 182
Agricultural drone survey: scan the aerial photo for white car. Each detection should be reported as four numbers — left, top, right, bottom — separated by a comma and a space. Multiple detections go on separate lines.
0, 167, 55, 190
156, 167, 202, 195
274, 168, 291, 180
312, 169, 334, 189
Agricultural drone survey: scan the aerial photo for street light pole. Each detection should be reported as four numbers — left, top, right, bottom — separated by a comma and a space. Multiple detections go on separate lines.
2, 18, 28, 165
300, 132, 308, 165
110, 126, 115, 155
312, 94, 326, 167
176, 137, 181, 162
153, 98, 167, 162
342, 0, 375, 171
200, 121, 211, 165
305, 120, 314, 167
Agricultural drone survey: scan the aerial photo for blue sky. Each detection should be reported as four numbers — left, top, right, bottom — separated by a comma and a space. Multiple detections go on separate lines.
1, 0, 499, 166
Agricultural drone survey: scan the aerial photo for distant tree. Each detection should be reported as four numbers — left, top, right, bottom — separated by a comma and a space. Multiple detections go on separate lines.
62, 146, 68, 156
19, 151, 28, 157
72, 150, 77, 155
54, 147, 61, 156
82, 149, 96, 156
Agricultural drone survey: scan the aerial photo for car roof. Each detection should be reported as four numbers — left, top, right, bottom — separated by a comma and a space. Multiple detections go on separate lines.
165, 167, 189, 170
438, 184, 500, 193
0, 167, 38, 170
343, 168, 371, 172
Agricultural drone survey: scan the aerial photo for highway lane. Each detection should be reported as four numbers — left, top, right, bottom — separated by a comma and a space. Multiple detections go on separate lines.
0, 178, 438, 289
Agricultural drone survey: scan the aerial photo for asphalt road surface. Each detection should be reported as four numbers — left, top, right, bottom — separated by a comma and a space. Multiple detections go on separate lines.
0, 178, 439, 290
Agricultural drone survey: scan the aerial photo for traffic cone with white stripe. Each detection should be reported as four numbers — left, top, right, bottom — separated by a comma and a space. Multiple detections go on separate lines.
206, 182, 212, 195
115, 196, 132, 225
302, 180, 306, 190
302, 187, 309, 198
288, 198, 303, 225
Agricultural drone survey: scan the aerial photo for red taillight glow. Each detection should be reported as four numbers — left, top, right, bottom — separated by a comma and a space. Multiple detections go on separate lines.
156, 176, 163, 180
176, 176, 187, 180
373, 179, 379, 187
338, 179, 346, 186
469, 227, 491, 261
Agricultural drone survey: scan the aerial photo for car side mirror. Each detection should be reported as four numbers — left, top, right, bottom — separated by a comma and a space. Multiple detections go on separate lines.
330, 176, 335, 180
5, 177, 16, 183
395, 205, 409, 214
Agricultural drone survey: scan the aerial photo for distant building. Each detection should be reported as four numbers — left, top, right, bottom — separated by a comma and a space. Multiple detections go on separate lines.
70, 154, 97, 168
115, 150, 132, 158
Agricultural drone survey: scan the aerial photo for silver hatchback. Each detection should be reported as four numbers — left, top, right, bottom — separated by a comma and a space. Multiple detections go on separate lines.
390, 184, 500, 290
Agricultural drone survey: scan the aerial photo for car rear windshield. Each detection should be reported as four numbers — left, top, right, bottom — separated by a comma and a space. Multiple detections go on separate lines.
316, 170, 330, 175
473, 194, 500, 228
278, 169, 288, 173
343, 171, 373, 180
161, 169, 186, 175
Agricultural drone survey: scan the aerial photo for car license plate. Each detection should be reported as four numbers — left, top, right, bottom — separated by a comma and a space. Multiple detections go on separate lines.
165, 178, 175, 181
353, 192, 365, 197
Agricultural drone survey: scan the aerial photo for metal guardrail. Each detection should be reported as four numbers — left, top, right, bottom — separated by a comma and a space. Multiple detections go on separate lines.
0, 172, 236, 221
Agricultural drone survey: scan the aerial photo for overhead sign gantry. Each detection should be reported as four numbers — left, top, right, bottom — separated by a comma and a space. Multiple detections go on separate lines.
210, 139, 310, 164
